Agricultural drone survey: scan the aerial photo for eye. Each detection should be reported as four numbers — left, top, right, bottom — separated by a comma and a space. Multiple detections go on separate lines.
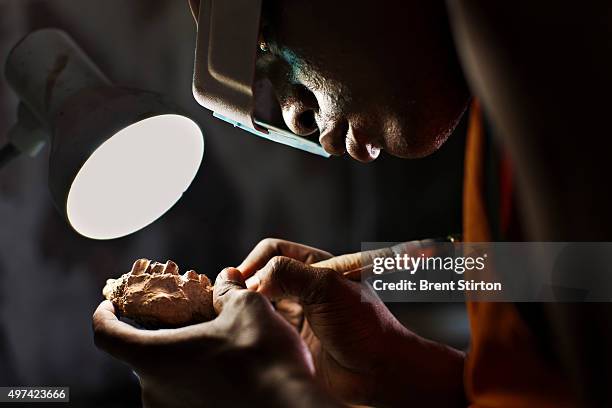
259, 39, 269, 53
258, 12, 273, 55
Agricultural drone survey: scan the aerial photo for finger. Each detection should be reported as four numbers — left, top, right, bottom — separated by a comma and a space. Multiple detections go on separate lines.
246, 256, 339, 305
213, 267, 248, 314
275, 299, 304, 330
94, 300, 221, 370
92, 300, 155, 363
237, 238, 333, 278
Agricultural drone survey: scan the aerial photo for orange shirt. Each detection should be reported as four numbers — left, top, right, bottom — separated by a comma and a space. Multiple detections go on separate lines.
463, 100, 576, 407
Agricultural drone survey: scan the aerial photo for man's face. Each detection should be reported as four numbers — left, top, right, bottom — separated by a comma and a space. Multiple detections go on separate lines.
192, 0, 470, 162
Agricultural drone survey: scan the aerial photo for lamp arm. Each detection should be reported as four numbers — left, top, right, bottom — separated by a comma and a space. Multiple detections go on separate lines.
0, 103, 49, 169
0, 143, 19, 168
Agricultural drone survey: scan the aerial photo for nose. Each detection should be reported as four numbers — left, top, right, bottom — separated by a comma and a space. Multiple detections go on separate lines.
278, 84, 319, 136
319, 120, 348, 156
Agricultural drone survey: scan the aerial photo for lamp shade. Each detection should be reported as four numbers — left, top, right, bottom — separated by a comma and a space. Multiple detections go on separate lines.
5, 29, 204, 239
50, 88, 204, 239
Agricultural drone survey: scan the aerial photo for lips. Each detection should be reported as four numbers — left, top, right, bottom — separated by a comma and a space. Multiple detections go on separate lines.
318, 119, 349, 156
345, 127, 381, 163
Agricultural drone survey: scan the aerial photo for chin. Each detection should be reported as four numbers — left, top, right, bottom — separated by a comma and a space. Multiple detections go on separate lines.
390, 106, 468, 159
385, 130, 452, 159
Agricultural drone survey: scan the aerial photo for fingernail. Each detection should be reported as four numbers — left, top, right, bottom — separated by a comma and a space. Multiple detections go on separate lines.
236, 263, 252, 276
246, 275, 260, 290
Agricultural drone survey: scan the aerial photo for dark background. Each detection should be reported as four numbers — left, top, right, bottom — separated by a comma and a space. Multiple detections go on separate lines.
0, 1, 468, 406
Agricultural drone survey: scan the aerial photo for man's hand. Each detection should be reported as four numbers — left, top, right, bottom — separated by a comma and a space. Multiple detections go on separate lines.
239, 238, 466, 407
238, 238, 334, 273
93, 267, 341, 408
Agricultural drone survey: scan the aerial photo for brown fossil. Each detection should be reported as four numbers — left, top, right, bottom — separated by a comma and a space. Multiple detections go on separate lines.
103, 258, 215, 328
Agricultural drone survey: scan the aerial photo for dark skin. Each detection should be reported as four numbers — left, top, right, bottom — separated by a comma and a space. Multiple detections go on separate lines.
194, 0, 470, 162
94, 0, 612, 406
94, 242, 464, 407
239, 240, 464, 407
94, 268, 341, 408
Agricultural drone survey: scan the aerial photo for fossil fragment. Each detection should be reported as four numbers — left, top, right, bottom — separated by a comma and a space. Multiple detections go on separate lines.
103, 258, 215, 328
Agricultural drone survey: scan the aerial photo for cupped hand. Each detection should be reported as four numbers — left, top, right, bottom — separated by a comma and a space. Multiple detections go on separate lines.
93, 267, 340, 408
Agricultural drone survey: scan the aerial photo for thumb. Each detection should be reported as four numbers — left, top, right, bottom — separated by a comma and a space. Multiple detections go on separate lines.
213, 267, 247, 314
246, 256, 339, 305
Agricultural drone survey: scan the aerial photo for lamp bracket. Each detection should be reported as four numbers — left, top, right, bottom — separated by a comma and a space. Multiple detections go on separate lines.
8, 103, 48, 157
